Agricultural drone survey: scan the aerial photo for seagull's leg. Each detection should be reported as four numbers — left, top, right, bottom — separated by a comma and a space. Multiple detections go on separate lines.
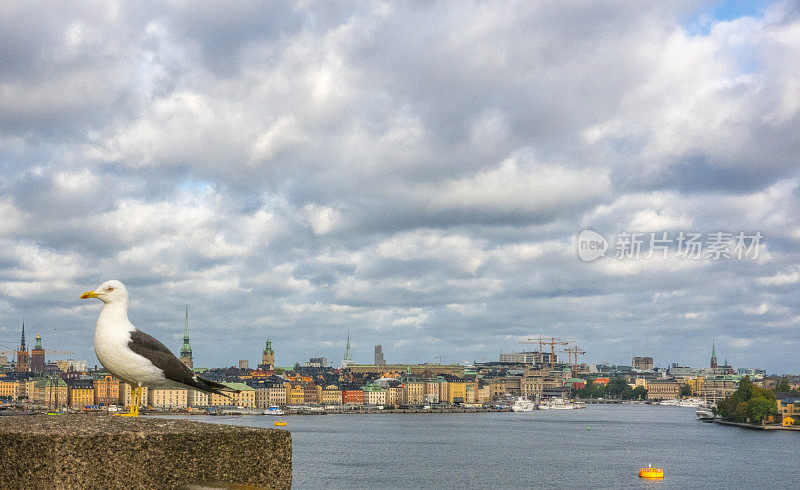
116, 384, 139, 417
133, 386, 142, 417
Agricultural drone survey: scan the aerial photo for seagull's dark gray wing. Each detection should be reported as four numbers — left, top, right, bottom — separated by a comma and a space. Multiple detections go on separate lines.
128, 330, 238, 396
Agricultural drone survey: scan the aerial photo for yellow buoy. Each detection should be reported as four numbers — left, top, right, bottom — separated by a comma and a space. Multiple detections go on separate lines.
639, 464, 664, 479
274, 420, 287, 427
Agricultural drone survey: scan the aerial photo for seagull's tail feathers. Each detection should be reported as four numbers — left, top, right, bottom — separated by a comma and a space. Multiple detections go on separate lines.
186, 375, 240, 398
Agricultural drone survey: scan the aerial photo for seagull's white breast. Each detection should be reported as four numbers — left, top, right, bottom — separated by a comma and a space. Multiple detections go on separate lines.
94, 304, 166, 387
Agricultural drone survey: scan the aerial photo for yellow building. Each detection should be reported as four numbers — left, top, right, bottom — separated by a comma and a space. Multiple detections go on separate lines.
0, 379, 18, 399
33, 378, 68, 407
447, 380, 467, 404
286, 384, 304, 405
18, 378, 36, 400
322, 385, 342, 405
402, 381, 424, 405
208, 383, 255, 408
783, 416, 795, 426
149, 388, 188, 409
777, 399, 799, 419
188, 389, 210, 407
119, 383, 149, 409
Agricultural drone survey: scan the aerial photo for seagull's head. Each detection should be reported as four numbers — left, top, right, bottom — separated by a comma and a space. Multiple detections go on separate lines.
80, 280, 129, 304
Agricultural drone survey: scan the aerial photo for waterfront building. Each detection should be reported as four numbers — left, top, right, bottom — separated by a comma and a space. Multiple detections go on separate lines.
646, 380, 681, 401
119, 383, 149, 409
402, 380, 424, 405
268, 386, 287, 406
632, 356, 654, 371
342, 388, 364, 406
387, 385, 403, 407
303, 384, 322, 404
374, 345, 386, 366
208, 383, 254, 407
149, 388, 188, 409
487, 377, 522, 400
30, 332, 46, 374
16, 322, 29, 373
363, 384, 387, 406
66, 379, 94, 407
287, 384, 304, 405
188, 389, 209, 407
17, 377, 36, 400
777, 397, 800, 422
446, 379, 466, 404
261, 337, 275, 370
94, 375, 120, 406
464, 381, 479, 404
0, 379, 19, 399
180, 306, 193, 368
322, 385, 342, 405
423, 379, 440, 404
33, 378, 68, 407
699, 375, 739, 403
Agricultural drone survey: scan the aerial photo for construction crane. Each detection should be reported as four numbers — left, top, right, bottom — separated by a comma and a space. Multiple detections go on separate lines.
434, 355, 449, 365
563, 346, 586, 377
520, 336, 575, 368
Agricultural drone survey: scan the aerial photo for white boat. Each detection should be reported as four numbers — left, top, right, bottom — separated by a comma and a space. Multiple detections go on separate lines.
695, 409, 715, 422
264, 406, 285, 416
679, 398, 703, 408
538, 398, 581, 410
511, 397, 535, 412
658, 399, 680, 406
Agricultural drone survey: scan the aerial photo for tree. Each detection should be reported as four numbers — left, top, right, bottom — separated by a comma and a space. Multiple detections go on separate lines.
631, 386, 647, 400
680, 384, 692, 397
293, 362, 301, 372
776, 377, 790, 392
715, 376, 778, 424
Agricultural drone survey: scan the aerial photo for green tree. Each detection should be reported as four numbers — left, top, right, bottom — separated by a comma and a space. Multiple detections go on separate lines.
631, 386, 647, 400
680, 384, 692, 397
293, 362, 301, 372
775, 377, 790, 392
748, 397, 777, 424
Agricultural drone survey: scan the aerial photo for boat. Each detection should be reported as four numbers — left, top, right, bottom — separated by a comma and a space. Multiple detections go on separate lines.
639, 464, 664, 479
658, 399, 679, 406
274, 420, 287, 426
539, 398, 581, 410
265, 406, 285, 416
510, 397, 535, 412
679, 398, 703, 408
695, 408, 715, 422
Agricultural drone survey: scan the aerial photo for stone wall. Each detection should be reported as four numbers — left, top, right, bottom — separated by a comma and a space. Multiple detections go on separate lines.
0, 415, 291, 489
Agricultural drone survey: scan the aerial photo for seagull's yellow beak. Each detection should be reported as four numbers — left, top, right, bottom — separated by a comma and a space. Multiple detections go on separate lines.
80, 290, 99, 299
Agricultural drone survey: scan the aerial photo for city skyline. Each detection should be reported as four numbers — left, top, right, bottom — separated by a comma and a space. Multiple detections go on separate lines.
0, 322, 779, 375
1, 2, 800, 372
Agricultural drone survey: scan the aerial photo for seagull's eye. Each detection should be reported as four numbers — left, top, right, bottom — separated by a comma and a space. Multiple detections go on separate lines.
107, 287, 114, 292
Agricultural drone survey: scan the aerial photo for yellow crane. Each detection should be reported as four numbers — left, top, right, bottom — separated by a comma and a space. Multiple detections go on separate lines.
563, 346, 586, 377
520, 336, 575, 367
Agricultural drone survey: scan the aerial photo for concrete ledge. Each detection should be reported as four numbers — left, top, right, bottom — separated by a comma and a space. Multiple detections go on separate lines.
0, 414, 291, 489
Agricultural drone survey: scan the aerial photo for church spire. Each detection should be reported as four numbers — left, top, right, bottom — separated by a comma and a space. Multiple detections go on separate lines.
180, 305, 193, 368
20, 321, 26, 350
710, 341, 717, 368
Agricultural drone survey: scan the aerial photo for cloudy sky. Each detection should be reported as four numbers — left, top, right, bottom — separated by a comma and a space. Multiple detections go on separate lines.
1, 1, 799, 373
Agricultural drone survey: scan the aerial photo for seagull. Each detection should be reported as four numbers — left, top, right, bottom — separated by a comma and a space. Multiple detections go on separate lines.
81, 280, 237, 416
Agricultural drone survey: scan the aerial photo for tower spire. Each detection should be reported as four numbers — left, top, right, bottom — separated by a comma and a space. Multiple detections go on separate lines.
180, 305, 193, 368
345, 330, 352, 361
710, 341, 717, 369
20, 321, 25, 350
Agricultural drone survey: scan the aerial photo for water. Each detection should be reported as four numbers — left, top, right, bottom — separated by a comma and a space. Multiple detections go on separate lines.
155, 405, 799, 488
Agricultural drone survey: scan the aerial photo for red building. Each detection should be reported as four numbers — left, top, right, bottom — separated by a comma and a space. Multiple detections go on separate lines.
341, 389, 364, 405
593, 377, 610, 386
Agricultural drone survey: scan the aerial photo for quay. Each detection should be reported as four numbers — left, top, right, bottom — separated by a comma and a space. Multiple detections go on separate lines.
0, 414, 291, 489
